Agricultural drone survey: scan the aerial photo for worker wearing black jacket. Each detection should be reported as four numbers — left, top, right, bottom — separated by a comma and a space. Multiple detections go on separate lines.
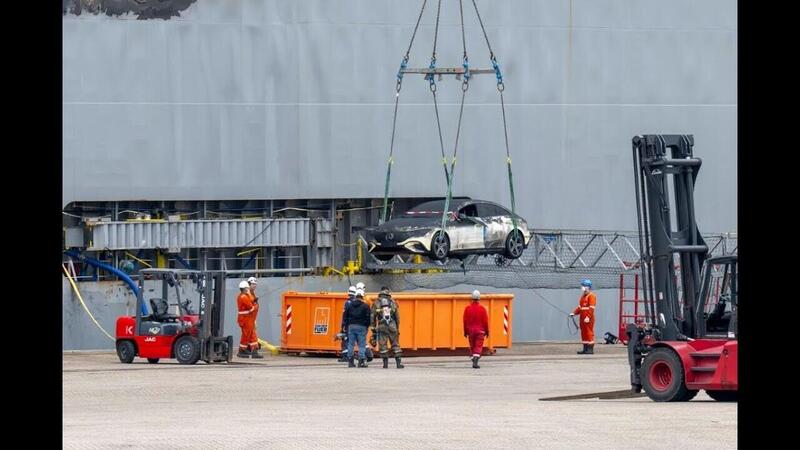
343, 289, 371, 367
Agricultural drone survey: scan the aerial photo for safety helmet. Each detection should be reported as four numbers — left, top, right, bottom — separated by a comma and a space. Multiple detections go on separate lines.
348, 286, 357, 295
471, 290, 481, 300
378, 289, 390, 298
119, 260, 135, 274
580, 279, 593, 288
356, 288, 365, 297
356, 282, 366, 290
238, 280, 250, 289
247, 276, 258, 285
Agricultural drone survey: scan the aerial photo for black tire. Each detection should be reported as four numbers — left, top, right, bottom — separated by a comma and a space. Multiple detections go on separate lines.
226, 336, 234, 362
147, 358, 160, 364
641, 347, 693, 402
116, 340, 136, 364
504, 229, 526, 259
494, 254, 513, 267
174, 335, 201, 365
430, 231, 450, 261
706, 390, 738, 402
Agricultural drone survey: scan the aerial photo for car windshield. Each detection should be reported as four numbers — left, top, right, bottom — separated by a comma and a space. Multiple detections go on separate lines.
402, 200, 461, 217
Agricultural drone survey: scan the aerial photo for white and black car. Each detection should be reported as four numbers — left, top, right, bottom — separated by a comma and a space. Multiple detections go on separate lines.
364, 198, 532, 261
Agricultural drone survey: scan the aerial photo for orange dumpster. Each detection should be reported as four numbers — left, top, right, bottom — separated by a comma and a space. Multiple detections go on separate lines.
280, 291, 513, 355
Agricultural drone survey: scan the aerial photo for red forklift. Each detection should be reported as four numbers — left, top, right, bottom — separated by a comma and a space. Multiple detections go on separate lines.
627, 135, 737, 402
115, 269, 234, 365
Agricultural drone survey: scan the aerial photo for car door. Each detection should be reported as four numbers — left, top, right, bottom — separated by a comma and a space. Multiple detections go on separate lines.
449, 204, 486, 250
478, 203, 510, 249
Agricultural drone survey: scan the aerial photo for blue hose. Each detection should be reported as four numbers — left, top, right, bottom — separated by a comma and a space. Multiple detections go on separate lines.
175, 254, 193, 270
64, 250, 145, 315
244, 251, 257, 269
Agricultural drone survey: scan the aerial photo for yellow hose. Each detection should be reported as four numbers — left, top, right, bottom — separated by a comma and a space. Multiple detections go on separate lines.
124, 251, 152, 268
258, 338, 280, 355
62, 264, 115, 341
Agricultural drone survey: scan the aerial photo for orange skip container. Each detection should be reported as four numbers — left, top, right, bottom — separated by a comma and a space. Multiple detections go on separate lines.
280, 291, 512, 354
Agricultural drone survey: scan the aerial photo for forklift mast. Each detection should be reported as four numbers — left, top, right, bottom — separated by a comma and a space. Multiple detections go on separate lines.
632, 135, 708, 341
198, 271, 232, 362
198, 272, 227, 339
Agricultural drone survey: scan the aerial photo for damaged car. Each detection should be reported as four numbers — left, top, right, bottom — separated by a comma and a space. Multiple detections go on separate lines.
364, 198, 532, 261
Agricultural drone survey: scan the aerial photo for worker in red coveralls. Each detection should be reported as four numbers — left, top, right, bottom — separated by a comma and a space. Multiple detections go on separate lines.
463, 290, 490, 369
570, 279, 596, 355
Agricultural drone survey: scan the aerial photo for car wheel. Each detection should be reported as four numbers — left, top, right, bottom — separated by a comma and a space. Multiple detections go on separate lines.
174, 335, 201, 365
504, 229, 525, 259
116, 340, 136, 364
430, 232, 450, 261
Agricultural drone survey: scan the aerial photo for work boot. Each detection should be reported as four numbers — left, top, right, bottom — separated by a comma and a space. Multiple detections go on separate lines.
577, 344, 588, 355
472, 356, 480, 369
395, 357, 404, 369
338, 354, 348, 362
586, 344, 594, 355
382, 357, 389, 369
358, 358, 368, 368
250, 350, 264, 359
348, 357, 356, 368
237, 348, 251, 358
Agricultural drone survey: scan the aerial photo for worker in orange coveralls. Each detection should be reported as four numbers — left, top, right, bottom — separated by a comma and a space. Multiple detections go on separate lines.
247, 276, 261, 349
570, 279, 596, 355
463, 290, 490, 369
237, 280, 263, 359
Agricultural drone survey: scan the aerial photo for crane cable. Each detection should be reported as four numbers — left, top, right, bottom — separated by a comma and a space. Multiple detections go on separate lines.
437, 0, 470, 249
471, 0, 520, 239
430, 0, 452, 193
381, 0, 428, 224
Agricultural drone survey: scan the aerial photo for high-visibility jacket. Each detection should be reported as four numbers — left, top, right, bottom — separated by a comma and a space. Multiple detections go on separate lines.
237, 293, 256, 326
573, 292, 596, 344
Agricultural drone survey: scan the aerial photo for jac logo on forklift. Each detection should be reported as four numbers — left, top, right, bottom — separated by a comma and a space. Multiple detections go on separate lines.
144, 337, 156, 342
149, 327, 161, 335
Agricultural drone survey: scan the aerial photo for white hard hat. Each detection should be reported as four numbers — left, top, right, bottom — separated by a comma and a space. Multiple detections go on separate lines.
348, 286, 357, 295
239, 281, 250, 289
356, 282, 366, 290
247, 277, 257, 285
471, 290, 481, 300
356, 288, 365, 297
